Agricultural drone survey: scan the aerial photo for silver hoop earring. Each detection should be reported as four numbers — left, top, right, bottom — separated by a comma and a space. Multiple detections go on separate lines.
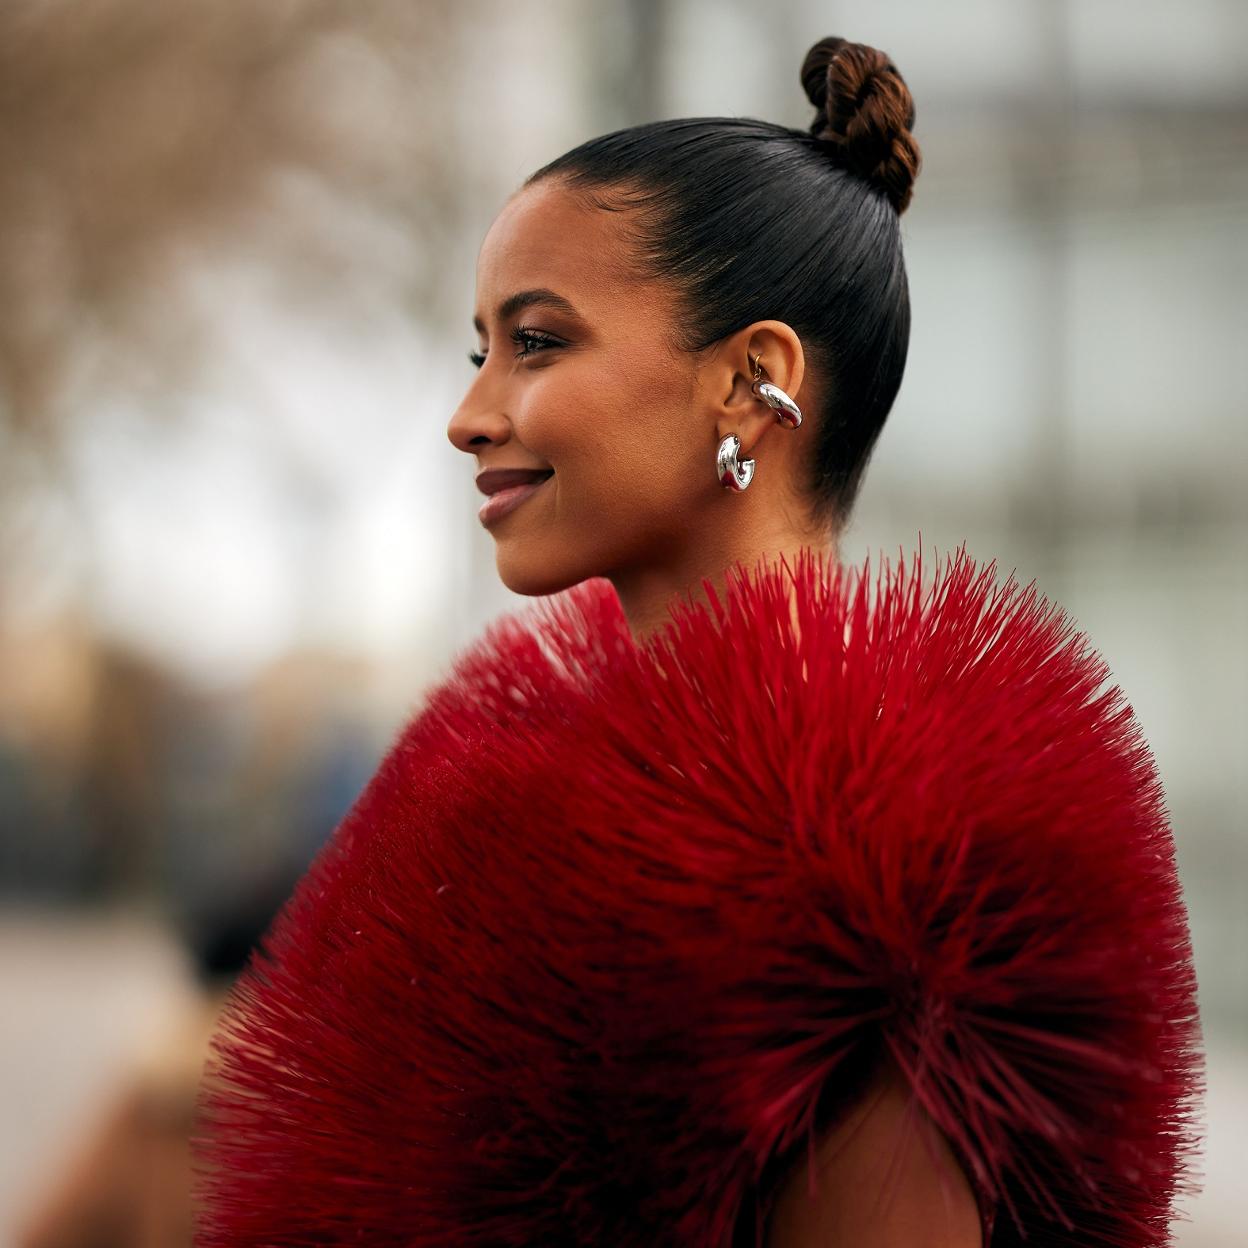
717, 433, 755, 492
715, 353, 804, 491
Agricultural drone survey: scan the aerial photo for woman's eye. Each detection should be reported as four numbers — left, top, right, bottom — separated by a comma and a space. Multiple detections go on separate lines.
512, 327, 560, 358
467, 326, 561, 370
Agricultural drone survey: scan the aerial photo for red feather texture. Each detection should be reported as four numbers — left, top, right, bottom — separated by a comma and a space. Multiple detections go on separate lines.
192, 543, 1203, 1247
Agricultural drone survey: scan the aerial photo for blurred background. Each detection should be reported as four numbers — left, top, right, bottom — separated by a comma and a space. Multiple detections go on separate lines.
1, 0, 1243, 1243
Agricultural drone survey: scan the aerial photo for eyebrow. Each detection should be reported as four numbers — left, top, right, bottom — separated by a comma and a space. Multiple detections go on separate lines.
472, 288, 584, 335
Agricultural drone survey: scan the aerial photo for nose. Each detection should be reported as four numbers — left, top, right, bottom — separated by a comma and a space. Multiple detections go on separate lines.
446, 389, 512, 456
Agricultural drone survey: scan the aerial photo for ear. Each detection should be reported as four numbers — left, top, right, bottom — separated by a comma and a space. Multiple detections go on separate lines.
703, 321, 807, 456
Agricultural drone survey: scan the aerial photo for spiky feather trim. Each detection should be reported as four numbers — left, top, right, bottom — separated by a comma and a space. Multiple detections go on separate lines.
193, 542, 1203, 1247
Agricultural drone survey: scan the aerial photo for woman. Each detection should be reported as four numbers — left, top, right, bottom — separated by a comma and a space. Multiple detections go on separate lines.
193, 36, 1202, 1247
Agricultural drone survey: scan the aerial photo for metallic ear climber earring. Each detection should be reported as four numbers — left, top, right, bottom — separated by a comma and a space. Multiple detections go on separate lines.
716, 352, 803, 492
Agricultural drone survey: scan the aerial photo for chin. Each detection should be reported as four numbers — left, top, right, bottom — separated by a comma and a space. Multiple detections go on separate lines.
494, 540, 591, 599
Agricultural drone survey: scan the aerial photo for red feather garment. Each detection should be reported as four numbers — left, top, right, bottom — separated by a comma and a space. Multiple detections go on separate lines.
192, 543, 1203, 1246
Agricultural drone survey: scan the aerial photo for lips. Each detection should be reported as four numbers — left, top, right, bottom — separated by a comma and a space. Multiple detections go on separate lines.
477, 470, 554, 527
476, 467, 555, 497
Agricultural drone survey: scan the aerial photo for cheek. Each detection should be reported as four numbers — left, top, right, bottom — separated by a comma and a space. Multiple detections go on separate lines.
547, 401, 696, 524
514, 356, 706, 538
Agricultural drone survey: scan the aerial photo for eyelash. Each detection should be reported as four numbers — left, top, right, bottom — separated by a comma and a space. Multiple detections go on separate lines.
468, 325, 561, 369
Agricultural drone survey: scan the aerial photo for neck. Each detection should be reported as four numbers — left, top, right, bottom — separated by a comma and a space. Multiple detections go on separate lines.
613, 528, 838, 646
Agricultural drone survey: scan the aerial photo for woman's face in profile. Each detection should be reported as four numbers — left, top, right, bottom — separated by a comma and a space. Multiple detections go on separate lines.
448, 178, 719, 598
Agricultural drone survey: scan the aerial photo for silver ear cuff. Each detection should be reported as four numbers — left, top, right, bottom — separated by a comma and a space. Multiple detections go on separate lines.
717, 352, 803, 492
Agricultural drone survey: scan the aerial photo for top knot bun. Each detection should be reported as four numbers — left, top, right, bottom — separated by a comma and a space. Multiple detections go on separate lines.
801, 36, 921, 215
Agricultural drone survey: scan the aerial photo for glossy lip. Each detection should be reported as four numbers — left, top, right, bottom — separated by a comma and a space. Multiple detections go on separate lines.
475, 467, 554, 497
477, 472, 553, 527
